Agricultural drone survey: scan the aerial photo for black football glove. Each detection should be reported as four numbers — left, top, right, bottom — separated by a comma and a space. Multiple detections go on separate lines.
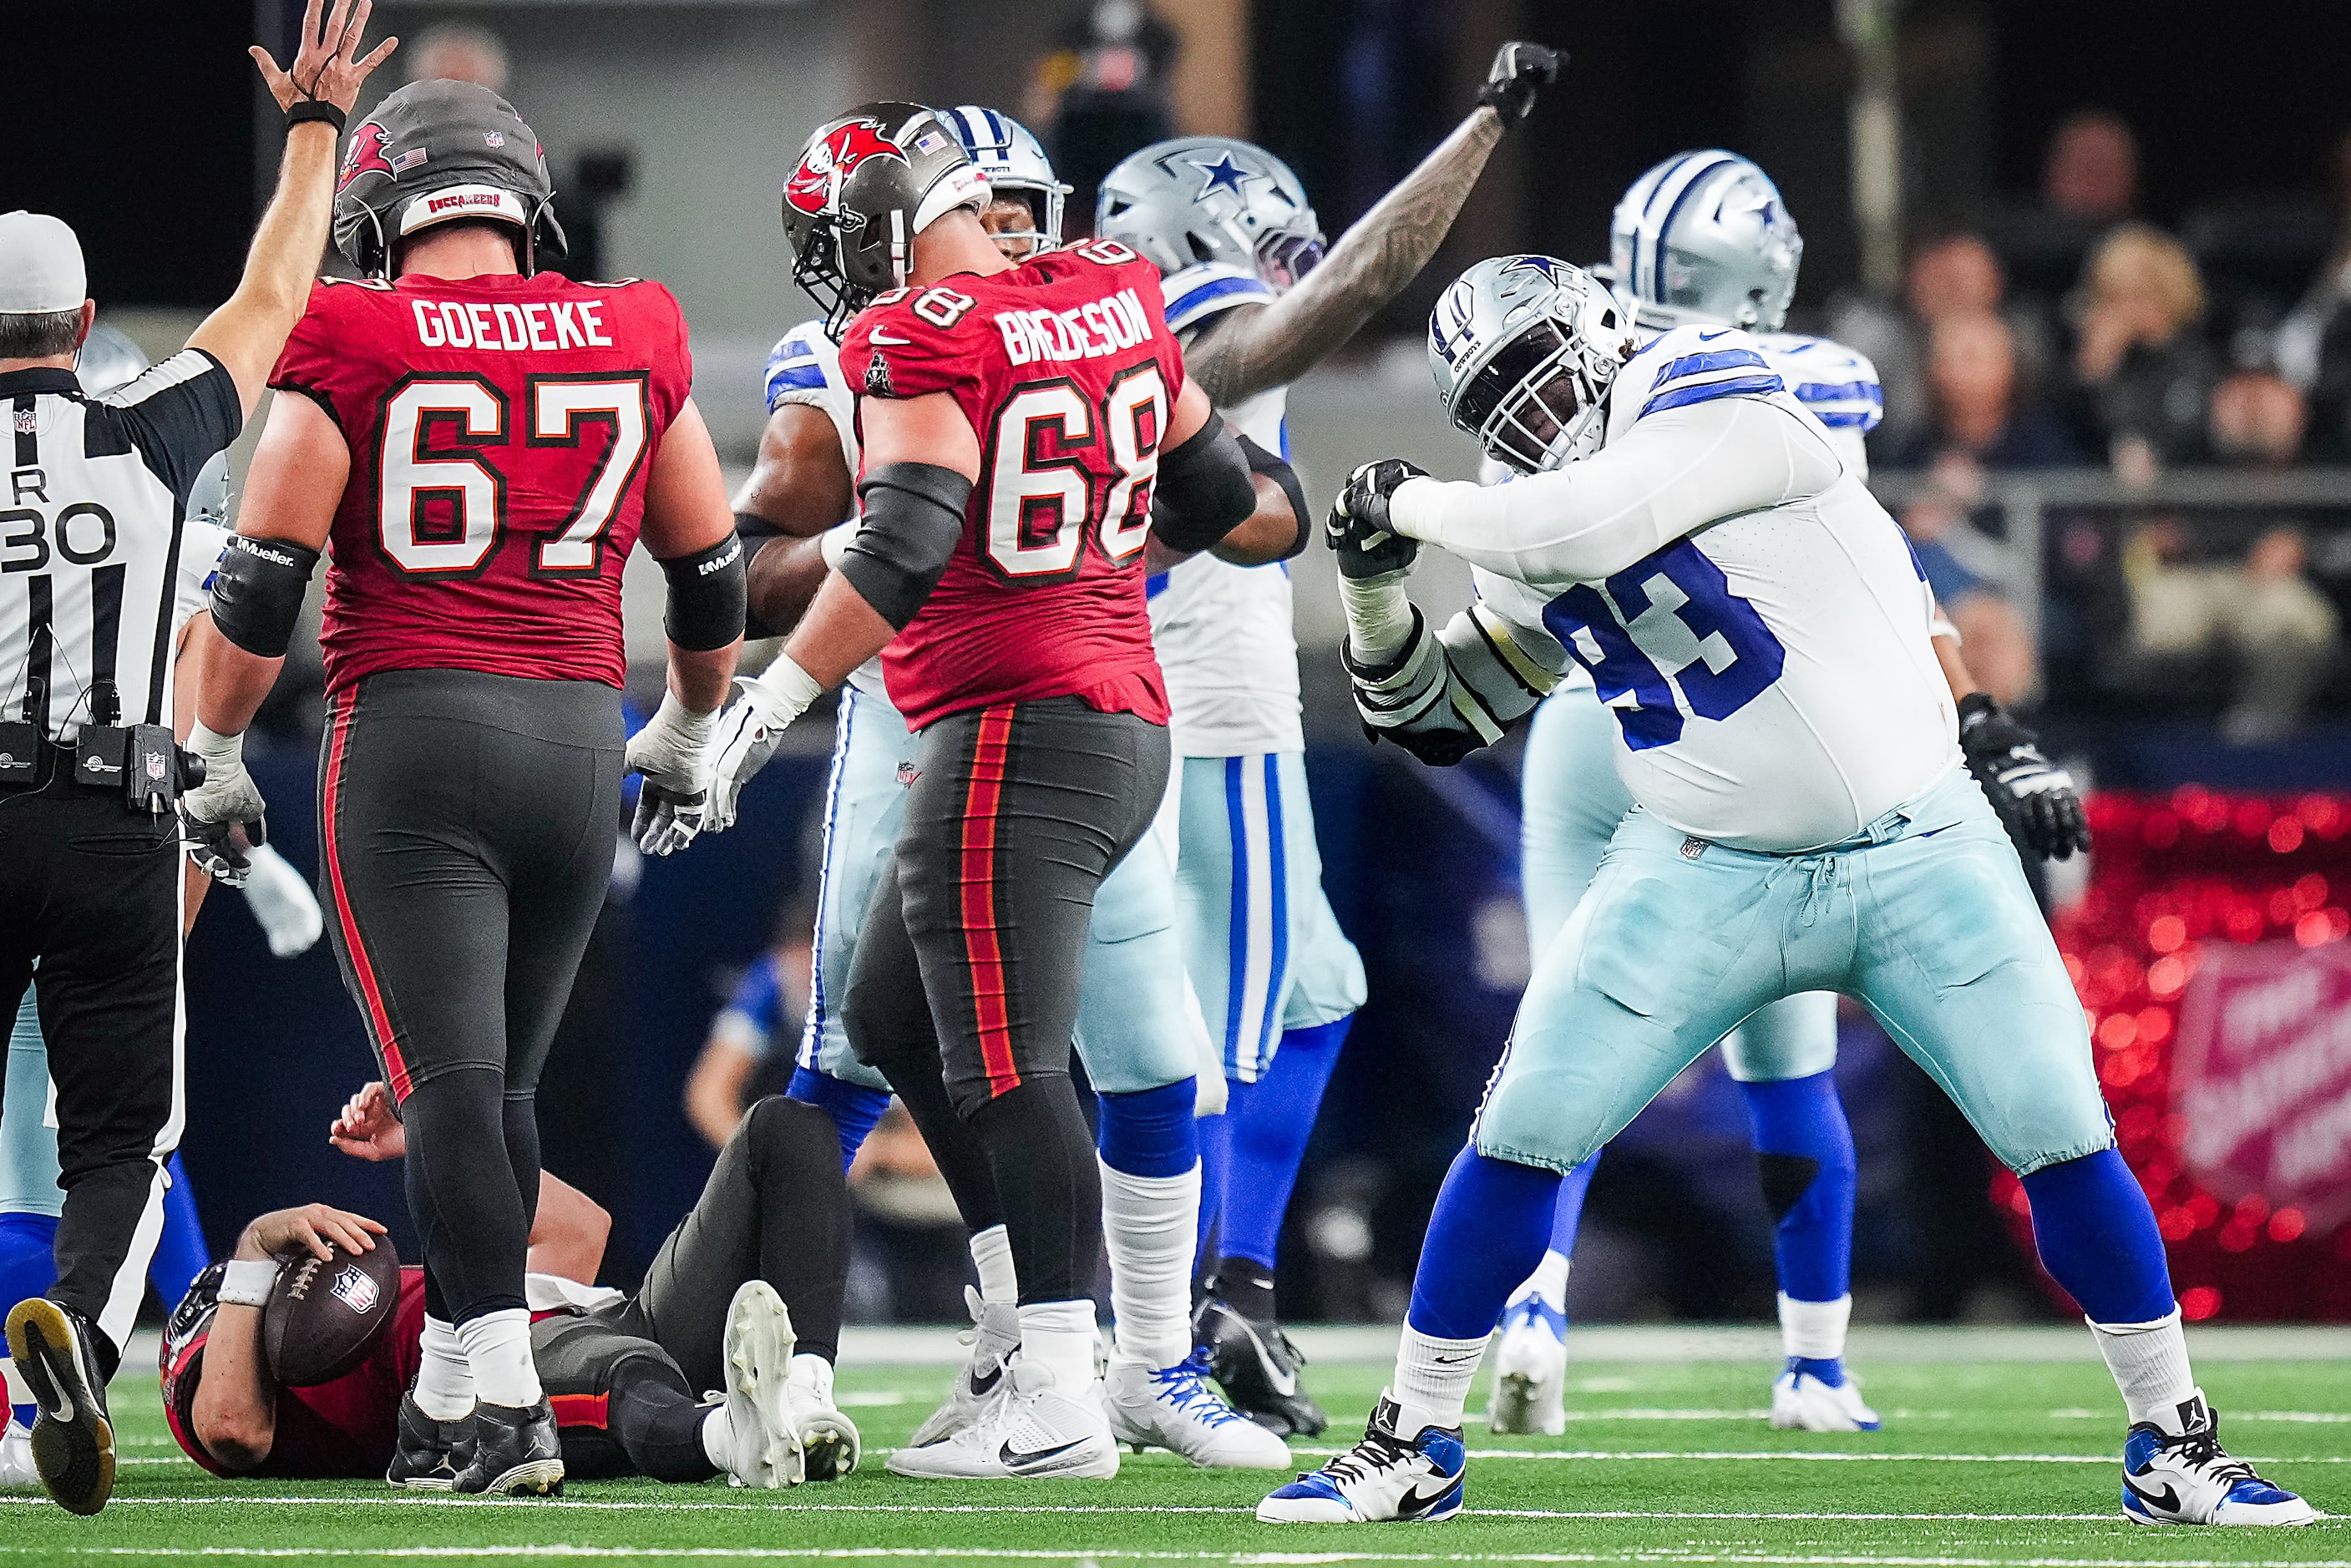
1477, 42, 1562, 127
182, 808, 266, 888
1328, 458, 1430, 579
1957, 693, 2091, 862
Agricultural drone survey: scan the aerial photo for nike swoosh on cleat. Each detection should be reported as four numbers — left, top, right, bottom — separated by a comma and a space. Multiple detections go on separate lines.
1000, 1438, 1089, 1469
969, 1362, 1006, 1398
2123, 1478, 2183, 1514
1398, 1476, 1459, 1515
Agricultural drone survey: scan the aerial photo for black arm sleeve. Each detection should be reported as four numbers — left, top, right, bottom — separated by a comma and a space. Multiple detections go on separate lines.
208, 534, 320, 659
733, 509, 785, 540
659, 534, 747, 650
1236, 431, 1311, 559
1148, 415, 1257, 554
843, 463, 970, 630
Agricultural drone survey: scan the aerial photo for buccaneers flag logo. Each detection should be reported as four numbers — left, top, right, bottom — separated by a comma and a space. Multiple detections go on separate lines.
339, 121, 396, 193
785, 119, 902, 216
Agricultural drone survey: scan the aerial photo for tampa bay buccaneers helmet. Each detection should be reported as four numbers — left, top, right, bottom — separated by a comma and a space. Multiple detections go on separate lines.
783, 101, 991, 332
332, 79, 567, 277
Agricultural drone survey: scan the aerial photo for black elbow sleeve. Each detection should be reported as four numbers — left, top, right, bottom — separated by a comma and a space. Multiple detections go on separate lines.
1150, 417, 1257, 554
1237, 432, 1311, 559
660, 534, 747, 651
844, 463, 970, 630
207, 534, 320, 658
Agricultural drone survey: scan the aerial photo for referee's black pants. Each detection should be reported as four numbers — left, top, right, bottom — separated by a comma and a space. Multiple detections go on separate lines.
0, 780, 184, 1377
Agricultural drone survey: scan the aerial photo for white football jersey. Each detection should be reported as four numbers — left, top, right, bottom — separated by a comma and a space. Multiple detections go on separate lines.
1144, 261, 1303, 757
1752, 331, 1881, 476
1395, 324, 1957, 853
763, 320, 887, 701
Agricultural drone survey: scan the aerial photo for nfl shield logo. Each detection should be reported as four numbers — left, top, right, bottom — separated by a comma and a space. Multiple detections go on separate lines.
332, 1263, 380, 1314
145, 753, 165, 781
484, 130, 506, 148
12, 408, 33, 436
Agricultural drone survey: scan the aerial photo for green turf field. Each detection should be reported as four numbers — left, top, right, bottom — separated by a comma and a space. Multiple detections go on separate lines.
4, 1330, 2345, 1565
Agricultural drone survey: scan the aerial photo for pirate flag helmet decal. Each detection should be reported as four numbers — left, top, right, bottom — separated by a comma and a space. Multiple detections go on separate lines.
332, 79, 567, 277
781, 101, 990, 332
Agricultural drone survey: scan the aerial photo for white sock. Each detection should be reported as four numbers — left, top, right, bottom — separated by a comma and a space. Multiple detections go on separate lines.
413, 1316, 476, 1421
789, 1353, 834, 1402
1512, 1250, 1570, 1307
1779, 1292, 1852, 1363
700, 1404, 734, 1470
1099, 1156, 1198, 1370
2090, 1308, 2196, 1428
969, 1225, 1017, 1307
1017, 1299, 1100, 1393
455, 1309, 542, 1408
1391, 1323, 1489, 1435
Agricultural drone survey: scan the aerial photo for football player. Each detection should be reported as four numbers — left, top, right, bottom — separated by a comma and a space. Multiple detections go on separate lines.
1259, 256, 2313, 1528
1090, 40, 1558, 1436
1485, 153, 2089, 1439
705, 103, 1274, 1479
160, 1087, 856, 1490
712, 107, 1288, 1471
184, 79, 745, 1495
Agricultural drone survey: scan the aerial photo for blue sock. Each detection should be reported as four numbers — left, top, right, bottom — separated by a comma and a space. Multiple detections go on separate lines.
1195, 1100, 1232, 1262
1738, 1071, 1856, 1303
1096, 1079, 1198, 1178
147, 1153, 210, 1311
2021, 1147, 2175, 1324
0, 1212, 59, 1429
1406, 1147, 1560, 1340
1544, 1151, 1601, 1259
787, 1067, 894, 1171
1214, 1015, 1350, 1271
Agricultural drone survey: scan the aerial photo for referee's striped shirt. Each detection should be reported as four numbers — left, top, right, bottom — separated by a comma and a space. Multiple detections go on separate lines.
1, 349, 241, 742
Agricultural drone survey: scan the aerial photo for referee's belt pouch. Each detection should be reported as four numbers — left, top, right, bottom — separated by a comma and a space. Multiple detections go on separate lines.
70, 724, 130, 792
0, 719, 36, 787
68, 723, 180, 812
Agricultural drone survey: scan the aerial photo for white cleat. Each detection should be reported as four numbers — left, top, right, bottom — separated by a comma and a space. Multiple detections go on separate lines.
1771, 1359, 1881, 1432
1104, 1353, 1292, 1469
1258, 1393, 1466, 1523
2122, 1392, 2318, 1526
783, 1356, 861, 1482
908, 1287, 1021, 1449
887, 1359, 1118, 1480
720, 1280, 803, 1488
0, 1419, 36, 1490
1487, 1291, 1567, 1437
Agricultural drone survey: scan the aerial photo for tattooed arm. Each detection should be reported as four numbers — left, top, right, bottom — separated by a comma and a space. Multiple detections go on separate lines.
1183, 42, 1559, 407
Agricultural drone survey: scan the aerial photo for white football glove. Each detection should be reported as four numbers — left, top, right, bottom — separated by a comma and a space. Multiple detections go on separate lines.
241, 842, 325, 957
625, 695, 720, 857
180, 721, 268, 886
705, 658, 826, 833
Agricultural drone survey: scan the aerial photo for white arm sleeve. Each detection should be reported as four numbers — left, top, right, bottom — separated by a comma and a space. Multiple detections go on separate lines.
1386, 397, 1842, 583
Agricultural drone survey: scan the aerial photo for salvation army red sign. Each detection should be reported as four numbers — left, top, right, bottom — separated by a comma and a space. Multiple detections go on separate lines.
2171, 938, 2351, 1232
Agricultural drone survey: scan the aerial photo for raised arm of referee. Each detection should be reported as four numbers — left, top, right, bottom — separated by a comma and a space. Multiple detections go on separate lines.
0, 0, 394, 1516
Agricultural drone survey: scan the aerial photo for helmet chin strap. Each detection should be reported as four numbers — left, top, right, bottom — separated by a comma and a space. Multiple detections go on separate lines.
888, 209, 909, 290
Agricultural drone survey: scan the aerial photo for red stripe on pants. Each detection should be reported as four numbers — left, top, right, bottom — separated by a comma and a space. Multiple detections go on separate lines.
550, 1390, 611, 1430
960, 704, 1019, 1097
321, 700, 411, 1100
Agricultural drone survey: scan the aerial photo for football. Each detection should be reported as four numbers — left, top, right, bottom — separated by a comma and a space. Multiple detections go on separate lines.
261, 1234, 401, 1388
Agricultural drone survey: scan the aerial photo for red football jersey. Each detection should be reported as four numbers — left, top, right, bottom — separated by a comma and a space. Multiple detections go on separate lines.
268, 271, 695, 693
839, 240, 1186, 731
164, 1266, 428, 1479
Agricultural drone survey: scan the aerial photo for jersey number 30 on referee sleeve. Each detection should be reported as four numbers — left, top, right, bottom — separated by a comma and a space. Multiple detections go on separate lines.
377, 374, 651, 578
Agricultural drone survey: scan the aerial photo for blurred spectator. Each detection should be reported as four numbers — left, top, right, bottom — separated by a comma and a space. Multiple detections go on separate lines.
2070, 224, 2218, 474
2279, 128, 2351, 459
1841, 232, 2055, 458
1988, 110, 2141, 303
1031, 0, 1179, 228
406, 22, 509, 91
683, 927, 812, 1150
2211, 368, 2310, 468
1900, 491, 2040, 706
2124, 518, 2338, 743
1891, 308, 2080, 471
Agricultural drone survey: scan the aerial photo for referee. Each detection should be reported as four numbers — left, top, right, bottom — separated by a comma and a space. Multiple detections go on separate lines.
0, 0, 394, 1515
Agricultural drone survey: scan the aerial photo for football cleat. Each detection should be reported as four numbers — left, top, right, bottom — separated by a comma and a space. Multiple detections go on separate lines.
1103, 1352, 1293, 1469
2120, 1392, 2318, 1526
886, 1359, 1118, 1480
721, 1280, 803, 1488
908, 1287, 1021, 1449
784, 1357, 861, 1483
1487, 1289, 1567, 1436
1, 1419, 37, 1490
1771, 1357, 1881, 1433
1194, 1289, 1327, 1438
1258, 1393, 1465, 1523
386, 1392, 472, 1490
451, 1399, 564, 1496
5, 1298, 114, 1515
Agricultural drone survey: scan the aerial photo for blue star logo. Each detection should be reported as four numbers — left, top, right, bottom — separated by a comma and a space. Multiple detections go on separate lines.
1188, 152, 1256, 200
1502, 255, 1570, 281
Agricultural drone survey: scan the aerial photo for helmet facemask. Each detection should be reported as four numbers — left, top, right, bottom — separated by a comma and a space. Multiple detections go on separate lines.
783, 104, 985, 335
1256, 229, 1324, 291
1459, 316, 1614, 473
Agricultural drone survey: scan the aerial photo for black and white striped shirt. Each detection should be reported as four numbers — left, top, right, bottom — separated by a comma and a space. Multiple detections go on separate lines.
0, 351, 241, 742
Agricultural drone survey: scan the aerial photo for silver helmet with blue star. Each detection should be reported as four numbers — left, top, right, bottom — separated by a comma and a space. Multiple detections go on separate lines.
1427, 255, 1635, 473
1096, 136, 1325, 291
1609, 150, 1802, 332
940, 105, 1072, 259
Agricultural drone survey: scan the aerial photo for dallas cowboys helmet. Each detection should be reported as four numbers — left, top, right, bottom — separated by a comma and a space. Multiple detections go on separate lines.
940, 106, 1070, 259
783, 102, 990, 332
1427, 255, 1634, 473
76, 326, 231, 524
1097, 136, 1325, 291
1609, 151, 1801, 332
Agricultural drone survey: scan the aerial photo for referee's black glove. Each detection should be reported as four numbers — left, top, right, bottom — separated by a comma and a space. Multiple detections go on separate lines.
1958, 693, 2090, 862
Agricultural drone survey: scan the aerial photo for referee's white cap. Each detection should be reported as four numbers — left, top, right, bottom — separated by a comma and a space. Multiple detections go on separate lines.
0, 211, 89, 315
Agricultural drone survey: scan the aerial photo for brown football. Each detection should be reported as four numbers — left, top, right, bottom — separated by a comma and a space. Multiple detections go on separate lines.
261, 1235, 401, 1387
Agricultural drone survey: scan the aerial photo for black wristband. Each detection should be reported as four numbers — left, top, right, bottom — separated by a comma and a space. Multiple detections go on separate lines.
285, 99, 347, 134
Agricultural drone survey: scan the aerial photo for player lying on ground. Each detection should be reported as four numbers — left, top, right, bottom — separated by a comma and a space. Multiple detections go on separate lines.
1087, 39, 1558, 1439
161, 1087, 856, 1489
1487, 151, 2088, 1440
1259, 256, 2315, 1528
707, 104, 1290, 1471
